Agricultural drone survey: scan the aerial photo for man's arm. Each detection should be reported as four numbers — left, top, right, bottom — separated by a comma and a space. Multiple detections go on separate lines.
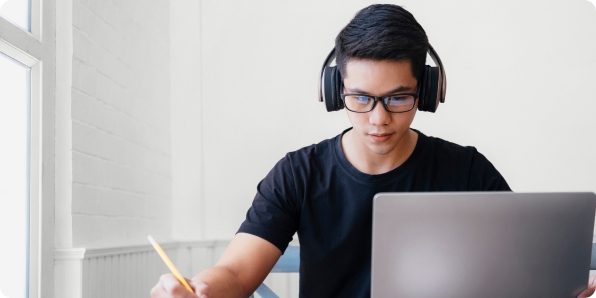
193, 233, 282, 297
151, 232, 282, 298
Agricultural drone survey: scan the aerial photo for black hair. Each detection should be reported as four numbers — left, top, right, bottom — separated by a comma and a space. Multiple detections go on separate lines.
335, 4, 429, 83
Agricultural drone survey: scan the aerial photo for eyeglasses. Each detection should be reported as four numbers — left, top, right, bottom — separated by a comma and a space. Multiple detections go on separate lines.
340, 89, 419, 113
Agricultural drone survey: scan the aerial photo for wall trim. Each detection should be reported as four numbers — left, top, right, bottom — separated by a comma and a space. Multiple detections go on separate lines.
54, 240, 230, 260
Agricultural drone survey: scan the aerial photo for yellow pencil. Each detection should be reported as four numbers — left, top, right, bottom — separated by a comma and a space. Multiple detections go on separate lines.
148, 235, 194, 293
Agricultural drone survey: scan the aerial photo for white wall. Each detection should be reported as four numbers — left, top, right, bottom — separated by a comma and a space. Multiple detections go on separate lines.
194, 0, 596, 239
58, 0, 173, 249
170, 0, 204, 241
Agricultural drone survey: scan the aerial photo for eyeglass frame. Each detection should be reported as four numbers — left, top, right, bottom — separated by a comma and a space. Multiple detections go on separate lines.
339, 87, 420, 113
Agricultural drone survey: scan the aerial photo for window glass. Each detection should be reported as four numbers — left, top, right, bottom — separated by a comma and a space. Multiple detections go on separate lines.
0, 0, 30, 31
0, 52, 30, 298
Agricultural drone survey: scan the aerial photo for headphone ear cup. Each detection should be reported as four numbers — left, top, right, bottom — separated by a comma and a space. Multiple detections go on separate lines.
323, 66, 337, 112
418, 65, 430, 112
332, 67, 344, 111
324, 66, 343, 112
427, 66, 440, 112
418, 66, 440, 113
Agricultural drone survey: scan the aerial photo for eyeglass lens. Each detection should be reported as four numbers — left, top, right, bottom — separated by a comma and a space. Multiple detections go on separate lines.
343, 95, 415, 113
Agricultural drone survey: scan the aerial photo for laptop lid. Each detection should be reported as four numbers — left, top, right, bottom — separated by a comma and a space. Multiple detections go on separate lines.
371, 192, 596, 298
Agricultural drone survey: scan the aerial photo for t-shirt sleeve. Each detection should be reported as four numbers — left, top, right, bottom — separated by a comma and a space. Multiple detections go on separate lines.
237, 155, 300, 253
468, 150, 512, 191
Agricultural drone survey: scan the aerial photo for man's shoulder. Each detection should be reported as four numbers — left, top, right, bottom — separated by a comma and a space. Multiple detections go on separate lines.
416, 130, 477, 154
416, 130, 480, 160
284, 133, 338, 162
416, 130, 510, 191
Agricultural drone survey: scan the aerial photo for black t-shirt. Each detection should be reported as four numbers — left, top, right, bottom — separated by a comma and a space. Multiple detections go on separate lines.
238, 128, 510, 297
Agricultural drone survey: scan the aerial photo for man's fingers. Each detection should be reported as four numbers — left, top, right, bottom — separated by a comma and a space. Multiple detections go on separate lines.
156, 273, 199, 298
578, 275, 596, 298
190, 279, 211, 298
151, 275, 178, 298
150, 274, 210, 298
578, 285, 596, 298
150, 282, 167, 298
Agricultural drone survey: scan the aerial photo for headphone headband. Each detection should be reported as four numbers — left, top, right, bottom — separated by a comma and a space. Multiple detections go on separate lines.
318, 44, 447, 113
318, 49, 337, 103
427, 44, 447, 105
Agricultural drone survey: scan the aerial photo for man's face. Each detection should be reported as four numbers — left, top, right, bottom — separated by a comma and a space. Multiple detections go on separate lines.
342, 59, 418, 156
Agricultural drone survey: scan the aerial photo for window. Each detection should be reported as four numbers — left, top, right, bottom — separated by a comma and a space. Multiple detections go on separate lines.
0, 0, 30, 31
0, 51, 30, 298
0, 0, 53, 296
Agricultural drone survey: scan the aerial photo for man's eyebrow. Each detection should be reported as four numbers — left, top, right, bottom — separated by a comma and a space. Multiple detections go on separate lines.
345, 85, 414, 94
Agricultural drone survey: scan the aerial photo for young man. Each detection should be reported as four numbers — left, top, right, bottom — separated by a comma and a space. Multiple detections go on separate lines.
152, 4, 596, 298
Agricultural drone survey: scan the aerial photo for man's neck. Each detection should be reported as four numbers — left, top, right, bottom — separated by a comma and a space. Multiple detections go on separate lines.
341, 128, 418, 175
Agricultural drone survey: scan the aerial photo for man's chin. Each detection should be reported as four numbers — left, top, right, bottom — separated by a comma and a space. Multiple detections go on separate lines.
365, 143, 395, 156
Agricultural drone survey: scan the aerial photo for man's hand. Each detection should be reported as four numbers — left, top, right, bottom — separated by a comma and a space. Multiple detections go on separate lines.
150, 273, 210, 298
578, 275, 596, 298
150, 233, 281, 298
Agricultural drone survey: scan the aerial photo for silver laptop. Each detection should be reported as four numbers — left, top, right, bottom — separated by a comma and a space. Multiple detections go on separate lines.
371, 192, 596, 298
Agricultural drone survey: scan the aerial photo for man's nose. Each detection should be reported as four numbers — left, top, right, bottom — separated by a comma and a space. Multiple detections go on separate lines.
369, 101, 391, 125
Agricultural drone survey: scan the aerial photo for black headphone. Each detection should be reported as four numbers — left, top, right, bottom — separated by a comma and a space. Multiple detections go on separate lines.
318, 44, 447, 113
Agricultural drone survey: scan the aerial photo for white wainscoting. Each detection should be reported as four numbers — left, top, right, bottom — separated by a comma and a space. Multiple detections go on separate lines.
54, 241, 299, 298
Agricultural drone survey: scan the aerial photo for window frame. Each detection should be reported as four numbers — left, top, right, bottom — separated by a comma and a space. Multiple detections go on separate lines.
0, 0, 55, 296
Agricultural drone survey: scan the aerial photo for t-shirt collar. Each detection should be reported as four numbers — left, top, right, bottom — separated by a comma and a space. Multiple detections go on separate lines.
333, 127, 426, 184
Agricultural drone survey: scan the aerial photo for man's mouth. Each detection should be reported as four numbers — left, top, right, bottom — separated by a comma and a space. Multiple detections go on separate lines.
369, 133, 393, 142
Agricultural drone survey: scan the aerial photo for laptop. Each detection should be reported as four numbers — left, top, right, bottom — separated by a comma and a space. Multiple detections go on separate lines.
371, 192, 596, 298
